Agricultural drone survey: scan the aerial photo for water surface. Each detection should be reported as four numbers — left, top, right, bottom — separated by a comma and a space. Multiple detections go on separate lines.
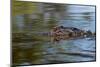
12, 4, 96, 66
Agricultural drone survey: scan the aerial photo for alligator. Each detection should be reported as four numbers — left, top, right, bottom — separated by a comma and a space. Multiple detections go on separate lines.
50, 26, 95, 42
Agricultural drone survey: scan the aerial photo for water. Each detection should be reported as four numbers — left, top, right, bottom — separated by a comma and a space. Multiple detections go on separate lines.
12, 4, 96, 65
13, 38, 95, 65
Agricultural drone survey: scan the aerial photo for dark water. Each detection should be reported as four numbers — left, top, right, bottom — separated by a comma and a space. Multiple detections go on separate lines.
12, 5, 96, 66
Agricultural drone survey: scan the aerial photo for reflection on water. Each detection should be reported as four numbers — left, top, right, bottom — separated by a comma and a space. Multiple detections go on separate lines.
13, 38, 95, 65
12, 3, 96, 66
